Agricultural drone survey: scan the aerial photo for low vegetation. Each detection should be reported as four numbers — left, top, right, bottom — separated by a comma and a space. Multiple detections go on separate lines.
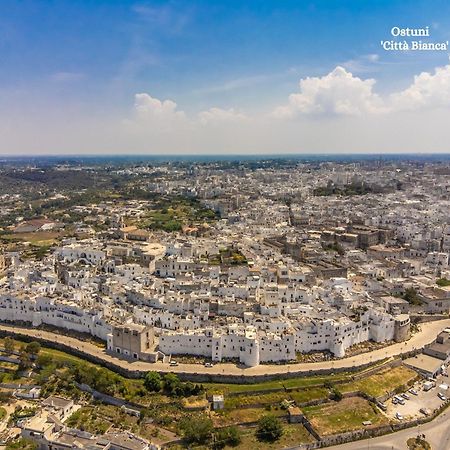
437, 278, 450, 287
0, 337, 421, 449
303, 397, 388, 436
256, 415, 284, 442
340, 365, 417, 398
407, 436, 432, 450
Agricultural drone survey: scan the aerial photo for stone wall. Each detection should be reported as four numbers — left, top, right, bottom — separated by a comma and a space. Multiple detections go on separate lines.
0, 327, 423, 384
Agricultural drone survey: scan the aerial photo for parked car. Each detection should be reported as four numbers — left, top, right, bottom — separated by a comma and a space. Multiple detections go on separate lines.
394, 395, 405, 405
392, 397, 398, 405
401, 393, 410, 400
204, 362, 213, 368
420, 408, 431, 416
378, 402, 387, 411
438, 392, 447, 401
395, 412, 404, 420
169, 360, 179, 367
408, 388, 418, 396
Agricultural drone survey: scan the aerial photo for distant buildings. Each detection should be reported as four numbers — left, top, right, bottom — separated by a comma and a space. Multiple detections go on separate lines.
1, 159, 450, 367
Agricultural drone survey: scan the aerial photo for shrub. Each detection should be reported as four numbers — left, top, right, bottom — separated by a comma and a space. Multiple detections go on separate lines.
213, 426, 241, 449
144, 371, 162, 392
256, 414, 283, 442
180, 416, 213, 445
330, 388, 343, 402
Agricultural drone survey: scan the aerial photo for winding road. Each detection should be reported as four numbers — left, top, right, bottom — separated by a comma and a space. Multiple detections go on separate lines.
330, 409, 450, 449
0, 319, 449, 377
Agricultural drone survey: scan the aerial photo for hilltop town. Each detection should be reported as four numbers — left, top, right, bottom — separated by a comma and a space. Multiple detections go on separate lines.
0, 157, 450, 449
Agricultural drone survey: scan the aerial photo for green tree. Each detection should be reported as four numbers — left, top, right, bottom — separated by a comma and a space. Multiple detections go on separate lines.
162, 373, 180, 395
180, 416, 213, 445
4, 337, 15, 355
144, 371, 162, 392
403, 288, 422, 306
213, 426, 241, 449
330, 388, 343, 402
25, 342, 41, 356
18, 349, 32, 370
36, 353, 53, 368
256, 415, 283, 442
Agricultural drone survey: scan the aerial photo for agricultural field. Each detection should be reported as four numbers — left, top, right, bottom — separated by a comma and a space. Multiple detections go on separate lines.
303, 397, 389, 436
212, 407, 286, 427
233, 423, 315, 449
340, 365, 418, 398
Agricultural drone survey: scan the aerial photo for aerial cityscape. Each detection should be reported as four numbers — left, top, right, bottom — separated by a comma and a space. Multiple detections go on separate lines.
0, 155, 448, 450
2, 0, 450, 449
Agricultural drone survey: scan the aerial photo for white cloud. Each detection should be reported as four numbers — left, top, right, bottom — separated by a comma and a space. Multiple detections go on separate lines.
391, 63, 450, 111
341, 53, 380, 73
134, 93, 185, 119
273, 66, 385, 118
122, 93, 187, 135
198, 107, 247, 125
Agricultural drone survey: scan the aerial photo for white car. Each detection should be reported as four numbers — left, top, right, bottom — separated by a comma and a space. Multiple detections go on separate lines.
169, 360, 179, 367
438, 392, 447, 401
408, 388, 418, 396
395, 412, 404, 420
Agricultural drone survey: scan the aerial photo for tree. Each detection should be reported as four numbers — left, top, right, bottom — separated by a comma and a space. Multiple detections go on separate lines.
213, 426, 241, 449
18, 350, 32, 371
402, 287, 422, 305
144, 371, 162, 392
25, 342, 41, 356
162, 373, 181, 395
4, 337, 14, 355
36, 353, 53, 368
330, 388, 343, 402
256, 415, 283, 442
180, 417, 213, 445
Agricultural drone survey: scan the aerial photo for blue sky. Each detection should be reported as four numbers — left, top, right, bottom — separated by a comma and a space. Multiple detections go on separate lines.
1, 0, 450, 154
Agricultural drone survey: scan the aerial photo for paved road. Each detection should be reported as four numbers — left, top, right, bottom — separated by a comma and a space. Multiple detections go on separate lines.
0, 319, 449, 377
330, 409, 450, 450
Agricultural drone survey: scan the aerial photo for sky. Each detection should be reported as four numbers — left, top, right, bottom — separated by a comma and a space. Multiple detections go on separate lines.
1, 0, 450, 155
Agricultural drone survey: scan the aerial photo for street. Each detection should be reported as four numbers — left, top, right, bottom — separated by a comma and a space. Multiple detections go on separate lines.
0, 319, 449, 378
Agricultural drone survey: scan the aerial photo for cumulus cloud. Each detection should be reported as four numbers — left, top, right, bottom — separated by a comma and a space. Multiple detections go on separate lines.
134, 93, 185, 120
273, 66, 385, 118
198, 107, 247, 125
391, 63, 450, 111
122, 93, 187, 135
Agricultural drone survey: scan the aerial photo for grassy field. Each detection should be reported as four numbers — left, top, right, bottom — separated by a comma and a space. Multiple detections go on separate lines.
205, 372, 349, 395
340, 365, 417, 398
303, 397, 389, 436
223, 387, 329, 410
205, 359, 390, 396
1, 231, 61, 246
212, 407, 286, 427
232, 423, 314, 449
288, 387, 329, 404
0, 406, 7, 421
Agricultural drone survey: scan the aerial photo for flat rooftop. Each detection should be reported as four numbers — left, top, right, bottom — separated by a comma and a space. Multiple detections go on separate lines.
404, 354, 443, 375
